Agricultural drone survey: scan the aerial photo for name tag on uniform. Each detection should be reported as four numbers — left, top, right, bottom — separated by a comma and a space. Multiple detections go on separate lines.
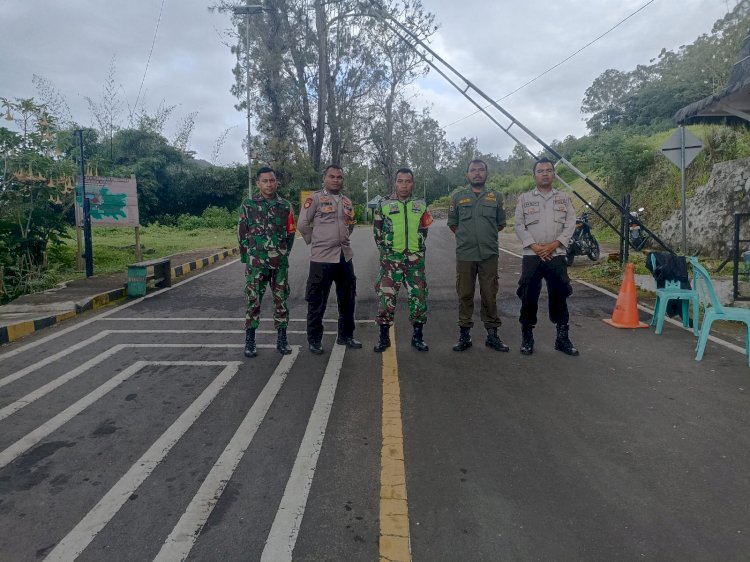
553, 197, 566, 205
523, 201, 539, 209
321, 205, 334, 213
458, 198, 472, 205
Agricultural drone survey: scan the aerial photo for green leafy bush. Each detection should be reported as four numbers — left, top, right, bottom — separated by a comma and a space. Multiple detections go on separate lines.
177, 206, 237, 230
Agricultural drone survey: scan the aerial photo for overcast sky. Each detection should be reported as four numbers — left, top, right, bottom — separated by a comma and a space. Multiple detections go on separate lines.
0, 0, 735, 166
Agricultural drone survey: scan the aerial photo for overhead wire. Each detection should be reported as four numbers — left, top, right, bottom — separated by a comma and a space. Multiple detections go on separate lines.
133, 0, 167, 116
443, 0, 657, 129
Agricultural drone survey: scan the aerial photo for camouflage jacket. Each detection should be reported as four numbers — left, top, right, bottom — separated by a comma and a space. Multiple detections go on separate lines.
238, 193, 296, 269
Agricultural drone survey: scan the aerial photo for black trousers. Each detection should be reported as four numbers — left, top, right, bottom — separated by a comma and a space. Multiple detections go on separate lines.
517, 255, 572, 328
305, 253, 357, 342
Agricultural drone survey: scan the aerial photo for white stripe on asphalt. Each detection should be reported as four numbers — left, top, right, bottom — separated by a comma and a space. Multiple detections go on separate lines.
0, 343, 256, 422
0, 259, 239, 362
0, 330, 110, 389
260, 343, 347, 562
153, 348, 300, 562
0, 347, 276, 470
0, 343, 126, 421
43, 360, 244, 562
103, 318, 375, 324
0, 330, 268, 388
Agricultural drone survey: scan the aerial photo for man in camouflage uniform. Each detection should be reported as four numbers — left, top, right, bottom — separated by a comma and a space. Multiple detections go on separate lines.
373, 168, 433, 352
238, 166, 296, 358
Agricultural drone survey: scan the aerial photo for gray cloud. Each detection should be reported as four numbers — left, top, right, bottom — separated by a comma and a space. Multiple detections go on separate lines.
0, 0, 732, 165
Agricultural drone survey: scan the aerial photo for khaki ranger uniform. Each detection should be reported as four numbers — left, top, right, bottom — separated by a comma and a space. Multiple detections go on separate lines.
297, 188, 357, 345
373, 195, 433, 326
514, 187, 576, 327
447, 187, 506, 328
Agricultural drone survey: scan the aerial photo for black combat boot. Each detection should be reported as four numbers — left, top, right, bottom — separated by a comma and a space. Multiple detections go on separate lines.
374, 324, 391, 353
452, 327, 472, 352
308, 339, 324, 355
554, 324, 580, 356
520, 327, 534, 356
244, 328, 257, 358
276, 328, 292, 355
485, 327, 510, 352
411, 323, 429, 352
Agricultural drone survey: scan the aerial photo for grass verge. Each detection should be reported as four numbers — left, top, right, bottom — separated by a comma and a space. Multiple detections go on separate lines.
49, 225, 237, 280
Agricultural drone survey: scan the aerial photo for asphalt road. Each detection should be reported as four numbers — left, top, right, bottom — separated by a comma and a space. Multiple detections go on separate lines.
0, 219, 749, 561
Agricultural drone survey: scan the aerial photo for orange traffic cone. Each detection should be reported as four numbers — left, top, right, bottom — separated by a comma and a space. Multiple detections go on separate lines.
603, 262, 648, 328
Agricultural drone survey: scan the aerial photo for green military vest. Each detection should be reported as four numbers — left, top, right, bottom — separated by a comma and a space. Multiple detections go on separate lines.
378, 197, 428, 253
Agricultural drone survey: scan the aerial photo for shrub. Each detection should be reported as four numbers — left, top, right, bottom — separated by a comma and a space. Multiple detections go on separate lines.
176, 206, 236, 230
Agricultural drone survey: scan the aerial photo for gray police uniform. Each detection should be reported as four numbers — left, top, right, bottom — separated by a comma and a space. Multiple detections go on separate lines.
514, 187, 576, 327
298, 189, 357, 344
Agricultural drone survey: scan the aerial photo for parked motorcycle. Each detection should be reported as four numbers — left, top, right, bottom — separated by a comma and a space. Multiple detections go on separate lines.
629, 207, 650, 251
566, 211, 600, 266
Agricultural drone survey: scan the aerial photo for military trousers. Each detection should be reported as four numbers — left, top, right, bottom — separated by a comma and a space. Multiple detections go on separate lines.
516, 255, 572, 328
244, 260, 290, 330
456, 254, 501, 329
305, 253, 357, 343
375, 251, 428, 326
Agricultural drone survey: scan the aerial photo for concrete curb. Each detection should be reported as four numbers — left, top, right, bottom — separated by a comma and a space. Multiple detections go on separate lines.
0, 248, 238, 345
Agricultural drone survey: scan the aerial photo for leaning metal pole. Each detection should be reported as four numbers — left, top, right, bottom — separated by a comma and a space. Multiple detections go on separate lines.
366, 0, 672, 253
244, 11, 253, 197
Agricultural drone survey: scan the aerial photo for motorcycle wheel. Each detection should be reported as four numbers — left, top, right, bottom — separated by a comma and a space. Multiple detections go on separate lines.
587, 237, 600, 261
566, 252, 575, 267
631, 236, 646, 251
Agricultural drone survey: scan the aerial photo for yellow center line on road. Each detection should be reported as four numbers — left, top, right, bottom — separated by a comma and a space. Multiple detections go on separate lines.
379, 325, 412, 562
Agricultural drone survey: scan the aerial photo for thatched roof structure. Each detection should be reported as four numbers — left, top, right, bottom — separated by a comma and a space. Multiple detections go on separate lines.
675, 31, 750, 124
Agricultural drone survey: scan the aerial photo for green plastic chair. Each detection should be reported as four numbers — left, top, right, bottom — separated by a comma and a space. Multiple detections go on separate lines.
649, 254, 699, 336
689, 256, 750, 366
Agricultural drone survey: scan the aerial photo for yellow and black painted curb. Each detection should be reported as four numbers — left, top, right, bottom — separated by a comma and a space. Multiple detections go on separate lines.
0, 248, 238, 346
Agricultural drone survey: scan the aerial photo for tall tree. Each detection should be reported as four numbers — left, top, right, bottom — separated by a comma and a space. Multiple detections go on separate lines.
212, 0, 436, 178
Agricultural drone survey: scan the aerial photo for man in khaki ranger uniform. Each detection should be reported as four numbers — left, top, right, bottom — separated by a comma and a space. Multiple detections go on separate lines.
373, 168, 433, 353
514, 157, 579, 356
447, 159, 509, 353
298, 165, 362, 355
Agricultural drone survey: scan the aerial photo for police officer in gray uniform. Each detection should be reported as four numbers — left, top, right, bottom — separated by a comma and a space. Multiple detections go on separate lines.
514, 157, 579, 356
298, 165, 362, 354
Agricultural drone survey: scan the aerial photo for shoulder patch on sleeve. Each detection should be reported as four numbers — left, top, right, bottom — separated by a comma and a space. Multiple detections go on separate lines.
303, 198, 313, 209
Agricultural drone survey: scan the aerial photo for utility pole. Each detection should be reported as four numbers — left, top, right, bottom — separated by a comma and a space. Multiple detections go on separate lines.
76, 129, 93, 277
233, 4, 263, 198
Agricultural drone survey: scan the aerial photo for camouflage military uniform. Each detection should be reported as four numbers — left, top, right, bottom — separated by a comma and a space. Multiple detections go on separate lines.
373, 195, 433, 326
238, 193, 296, 330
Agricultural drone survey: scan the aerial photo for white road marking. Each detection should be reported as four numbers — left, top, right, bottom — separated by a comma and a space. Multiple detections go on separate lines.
0, 330, 110, 388
43, 360, 244, 562
103, 318, 375, 324
0, 343, 126, 421
0, 343, 254, 422
260, 343, 347, 562
0, 346, 277, 470
0, 259, 239, 362
153, 349, 301, 562
0, 330, 301, 388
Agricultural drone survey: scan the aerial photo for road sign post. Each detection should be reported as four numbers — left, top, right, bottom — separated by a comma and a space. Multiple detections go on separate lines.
661, 127, 704, 253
